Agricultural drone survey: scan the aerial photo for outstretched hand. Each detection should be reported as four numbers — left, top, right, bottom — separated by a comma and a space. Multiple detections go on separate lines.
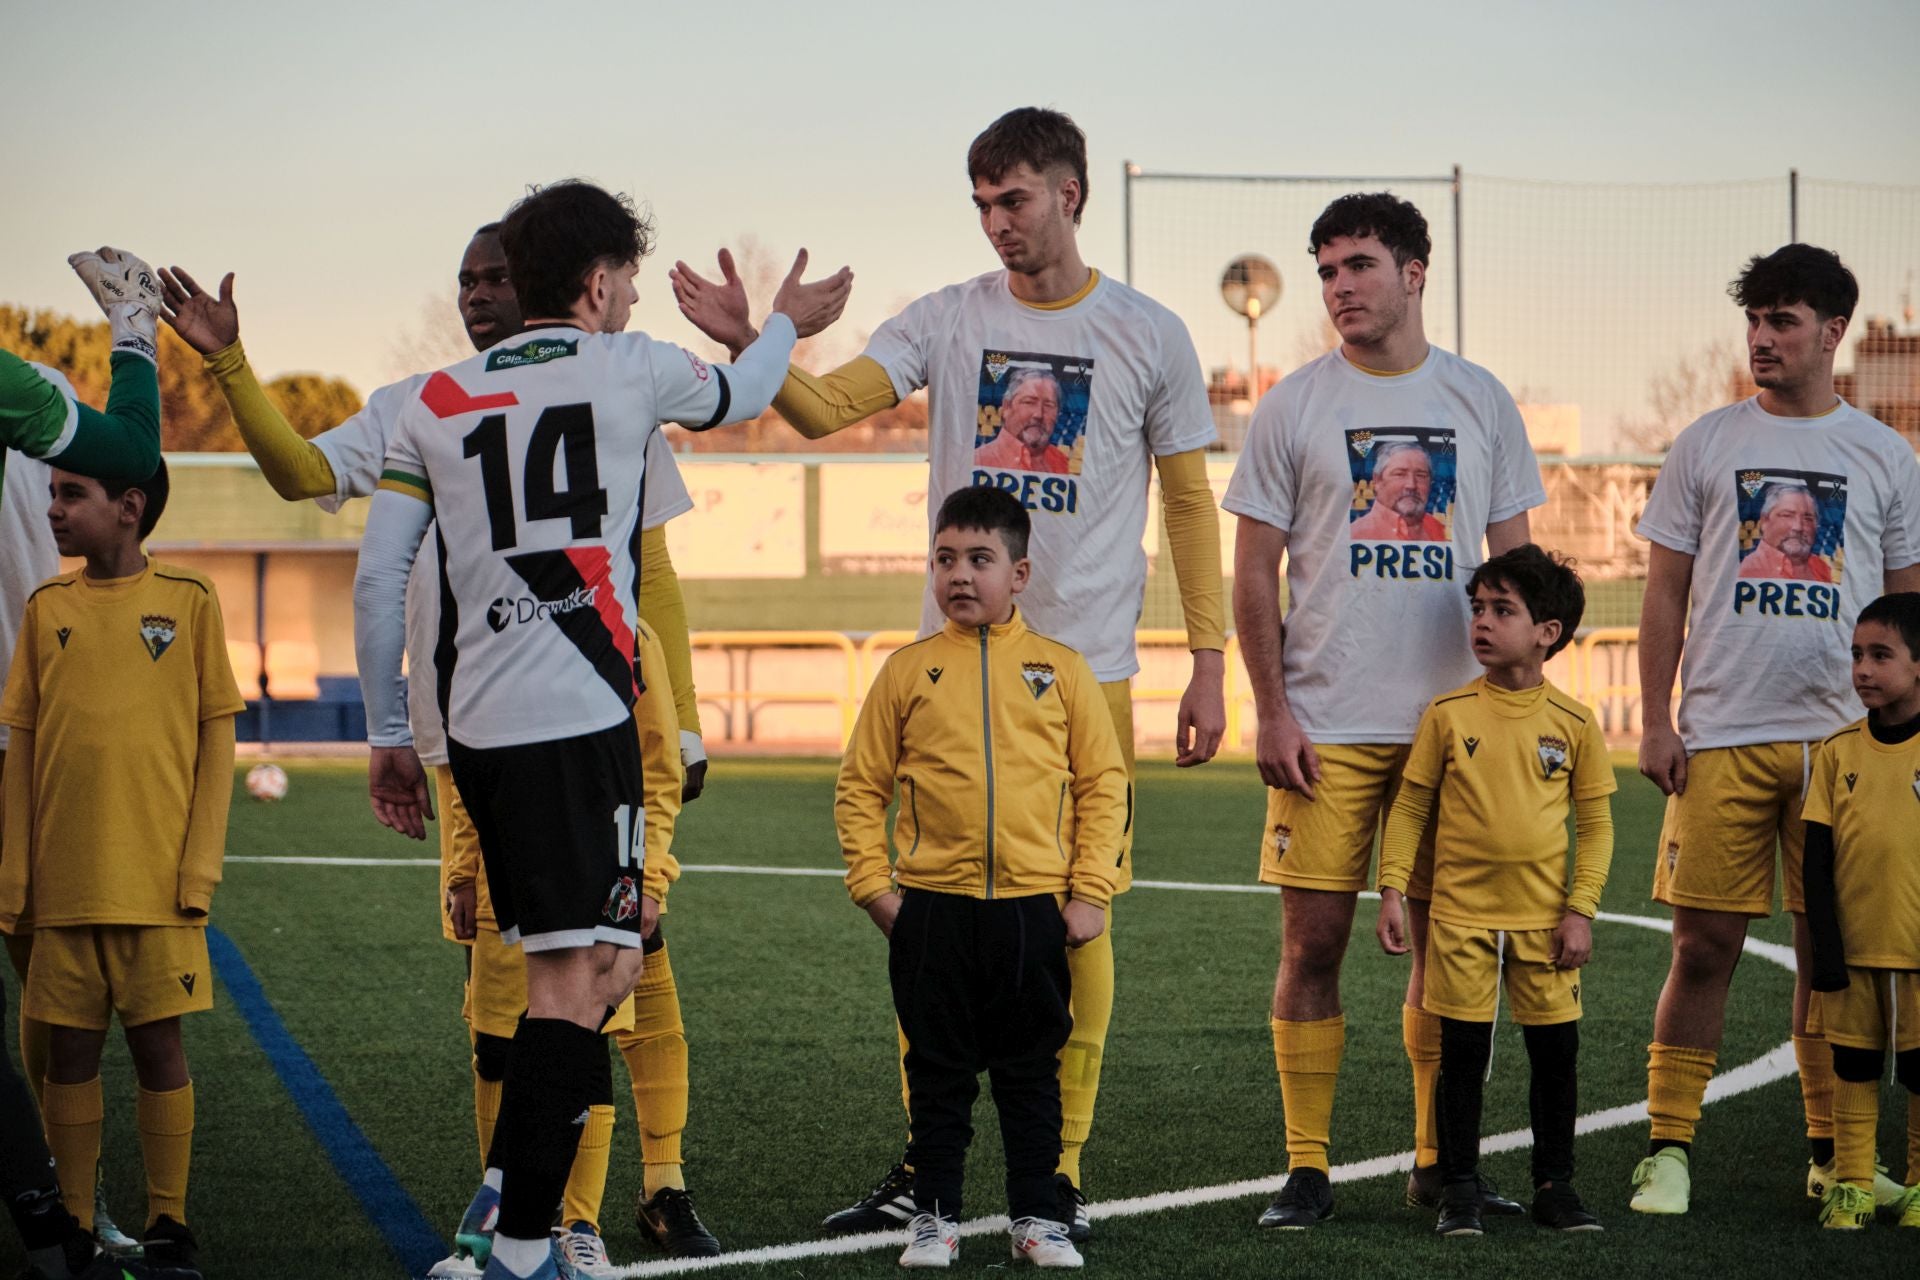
670, 249, 753, 355
159, 266, 240, 356
769, 248, 853, 340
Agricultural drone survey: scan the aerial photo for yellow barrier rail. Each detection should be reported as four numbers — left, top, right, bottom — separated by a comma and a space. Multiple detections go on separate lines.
691, 630, 861, 743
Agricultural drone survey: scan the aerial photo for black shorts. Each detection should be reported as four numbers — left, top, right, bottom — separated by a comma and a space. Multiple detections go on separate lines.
447, 719, 646, 953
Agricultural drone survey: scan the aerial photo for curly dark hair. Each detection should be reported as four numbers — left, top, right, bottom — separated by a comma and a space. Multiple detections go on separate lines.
1729, 243, 1858, 323
1309, 192, 1432, 275
499, 180, 655, 320
1466, 543, 1585, 659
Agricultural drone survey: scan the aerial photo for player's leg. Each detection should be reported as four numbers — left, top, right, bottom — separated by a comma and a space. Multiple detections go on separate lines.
1819, 968, 1887, 1230
991, 896, 1079, 1268
0, 965, 110, 1280
1256, 744, 1393, 1230
552, 1033, 618, 1278
26, 928, 113, 1233
1635, 745, 1778, 1213
4, 930, 49, 1109
1775, 763, 1840, 1192
1421, 918, 1500, 1237
115, 924, 210, 1276
1507, 929, 1598, 1232
620, 932, 721, 1257
889, 890, 978, 1266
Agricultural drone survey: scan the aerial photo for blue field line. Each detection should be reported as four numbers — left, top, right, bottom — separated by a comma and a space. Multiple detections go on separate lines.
207, 926, 447, 1279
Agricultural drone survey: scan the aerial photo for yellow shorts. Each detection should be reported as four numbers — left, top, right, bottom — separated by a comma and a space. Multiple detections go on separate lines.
1100, 679, 1138, 894
1809, 968, 1920, 1052
23, 925, 213, 1030
1422, 918, 1583, 1025
463, 925, 636, 1039
1652, 742, 1813, 916
1259, 742, 1435, 897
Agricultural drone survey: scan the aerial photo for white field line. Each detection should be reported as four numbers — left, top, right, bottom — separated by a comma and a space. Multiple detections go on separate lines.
231, 857, 1796, 1278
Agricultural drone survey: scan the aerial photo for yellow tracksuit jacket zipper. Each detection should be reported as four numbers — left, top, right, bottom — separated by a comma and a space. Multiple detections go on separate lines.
979, 624, 996, 898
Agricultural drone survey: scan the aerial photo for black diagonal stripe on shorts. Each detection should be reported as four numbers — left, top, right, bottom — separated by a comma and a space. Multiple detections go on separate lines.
503, 549, 636, 710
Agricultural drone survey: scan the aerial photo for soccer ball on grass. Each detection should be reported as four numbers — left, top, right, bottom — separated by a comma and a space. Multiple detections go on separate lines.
245, 762, 289, 802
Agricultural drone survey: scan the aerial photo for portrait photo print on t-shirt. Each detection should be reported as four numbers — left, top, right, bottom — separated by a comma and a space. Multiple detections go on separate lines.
973, 349, 1093, 479
1345, 427, 1457, 543
1733, 467, 1847, 588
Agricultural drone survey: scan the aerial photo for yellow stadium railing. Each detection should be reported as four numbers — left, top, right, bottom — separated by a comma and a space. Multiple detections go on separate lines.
691, 630, 862, 743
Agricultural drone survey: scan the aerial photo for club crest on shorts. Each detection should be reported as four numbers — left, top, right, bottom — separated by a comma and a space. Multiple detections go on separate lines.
139, 614, 176, 661
1536, 734, 1569, 779
1666, 839, 1680, 874
1021, 662, 1057, 700
984, 352, 1011, 383
1739, 470, 1766, 499
603, 875, 641, 924
1270, 822, 1292, 861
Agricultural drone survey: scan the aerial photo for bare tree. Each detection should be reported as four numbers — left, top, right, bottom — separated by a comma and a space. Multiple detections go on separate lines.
385, 295, 473, 381
1622, 341, 1753, 453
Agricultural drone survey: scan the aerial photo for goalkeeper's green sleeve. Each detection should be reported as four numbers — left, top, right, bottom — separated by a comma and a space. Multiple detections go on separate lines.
0, 348, 161, 481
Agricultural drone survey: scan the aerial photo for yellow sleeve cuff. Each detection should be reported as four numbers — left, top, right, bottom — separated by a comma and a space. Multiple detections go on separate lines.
772, 357, 900, 440
1154, 448, 1227, 651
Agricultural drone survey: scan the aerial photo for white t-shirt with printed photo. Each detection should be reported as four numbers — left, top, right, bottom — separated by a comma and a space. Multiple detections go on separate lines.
0, 448, 57, 753
861, 269, 1216, 681
314, 365, 695, 763
1635, 396, 1920, 749
1223, 347, 1545, 744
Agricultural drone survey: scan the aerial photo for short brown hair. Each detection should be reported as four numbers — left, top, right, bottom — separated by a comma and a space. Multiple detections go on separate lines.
967, 108, 1089, 224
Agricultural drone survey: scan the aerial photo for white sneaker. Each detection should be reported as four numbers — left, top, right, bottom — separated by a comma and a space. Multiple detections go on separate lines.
1806, 1155, 1906, 1208
425, 1252, 485, 1278
1009, 1217, 1083, 1268
553, 1222, 618, 1277
899, 1211, 958, 1268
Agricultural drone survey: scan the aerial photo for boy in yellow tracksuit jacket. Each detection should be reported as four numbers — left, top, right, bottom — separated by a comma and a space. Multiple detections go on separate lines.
837, 486, 1128, 1270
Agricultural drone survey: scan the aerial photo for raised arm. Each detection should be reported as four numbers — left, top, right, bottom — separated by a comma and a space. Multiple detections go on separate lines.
0, 348, 160, 482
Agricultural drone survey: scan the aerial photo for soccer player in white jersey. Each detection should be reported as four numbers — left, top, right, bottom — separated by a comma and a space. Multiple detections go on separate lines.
1628, 244, 1920, 1217
159, 227, 721, 1267
673, 106, 1227, 1241
354, 180, 849, 1280
1225, 192, 1544, 1229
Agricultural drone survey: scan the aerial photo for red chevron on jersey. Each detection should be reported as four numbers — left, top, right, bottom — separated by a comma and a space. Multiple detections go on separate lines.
565, 544, 639, 697
421, 371, 519, 419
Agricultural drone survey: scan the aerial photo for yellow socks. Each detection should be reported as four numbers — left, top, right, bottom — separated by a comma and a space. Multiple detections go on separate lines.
474, 1069, 503, 1173
1273, 1015, 1345, 1173
1646, 1043, 1717, 1145
1793, 1034, 1834, 1143
618, 940, 690, 1200
43, 1077, 103, 1231
1832, 1077, 1878, 1191
1058, 926, 1115, 1187
136, 1083, 195, 1225
1403, 1004, 1441, 1168
559, 1104, 615, 1228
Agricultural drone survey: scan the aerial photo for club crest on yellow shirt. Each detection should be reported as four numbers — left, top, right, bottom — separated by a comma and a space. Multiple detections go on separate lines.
139, 614, 176, 662
1021, 662, 1057, 700
1536, 734, 1569, 779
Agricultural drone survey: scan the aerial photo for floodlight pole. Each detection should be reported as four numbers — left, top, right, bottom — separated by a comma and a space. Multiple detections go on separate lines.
1789, 168, 1799, 242
1123, 161, 1137, 284
1452, 164, 1464, 357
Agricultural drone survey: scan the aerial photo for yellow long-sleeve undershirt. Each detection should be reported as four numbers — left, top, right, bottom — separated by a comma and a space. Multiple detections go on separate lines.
204, 340, 338, 501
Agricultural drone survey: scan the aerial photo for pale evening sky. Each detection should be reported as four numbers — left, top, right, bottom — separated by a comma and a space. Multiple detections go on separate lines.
5, 0, 1916, 427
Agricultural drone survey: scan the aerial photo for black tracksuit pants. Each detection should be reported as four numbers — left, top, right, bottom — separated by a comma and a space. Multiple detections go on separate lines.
889, 888, 1073, 1222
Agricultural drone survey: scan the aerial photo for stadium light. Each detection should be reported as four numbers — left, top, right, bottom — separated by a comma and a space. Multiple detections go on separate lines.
1221, 254, 1281, 401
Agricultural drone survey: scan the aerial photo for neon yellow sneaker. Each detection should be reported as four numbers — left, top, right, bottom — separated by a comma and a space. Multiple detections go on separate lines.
1819, 1182, 1876, 1230
1629, 1148, 1690, 1215
1893, 1184, 1920, 1229
1806, 1156, 1906, 1207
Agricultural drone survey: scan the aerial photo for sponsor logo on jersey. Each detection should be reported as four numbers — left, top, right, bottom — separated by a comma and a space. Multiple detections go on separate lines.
603, 874, 641, 923
1536, 734, 1569, 779
55, 627, 71, 649
483, 337, 578, 371
1463, 735, 1480, 758
1270, 822, 1293, 860
179, 972, 196, 996
139, 615, 176, 661
1021, 662, 1057, 700
485, 585, 599, 633
1844, 771, 1857, 793
926, 667, 943, 684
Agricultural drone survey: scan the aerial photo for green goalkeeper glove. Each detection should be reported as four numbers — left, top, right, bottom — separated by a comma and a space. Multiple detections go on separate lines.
69, 247, 162, 365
